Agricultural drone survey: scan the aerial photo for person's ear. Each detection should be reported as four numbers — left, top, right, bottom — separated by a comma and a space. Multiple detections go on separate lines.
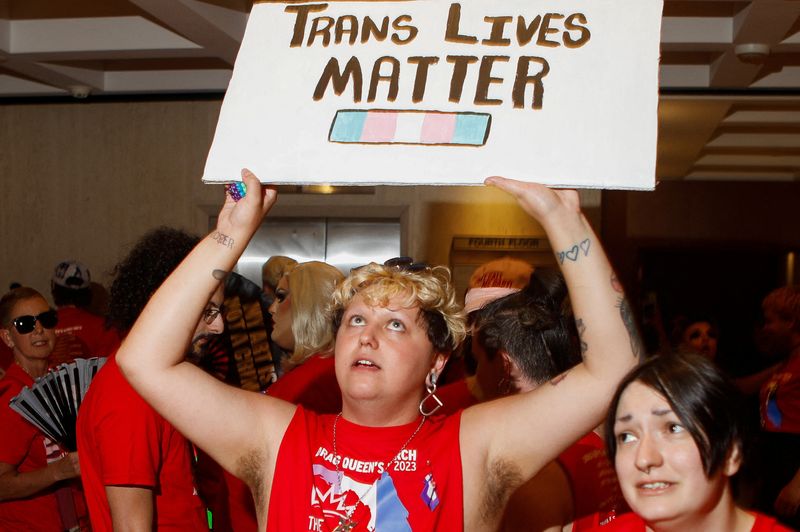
500, 351, 523, 383
0, 328, 14, 349
432, 352, 449, 374
723, 441, 743, 477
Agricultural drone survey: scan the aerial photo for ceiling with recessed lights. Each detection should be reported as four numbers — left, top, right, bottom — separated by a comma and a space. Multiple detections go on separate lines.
1, 0, 798, 182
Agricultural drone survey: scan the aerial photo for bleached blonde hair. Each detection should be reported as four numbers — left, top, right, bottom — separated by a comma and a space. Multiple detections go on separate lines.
331, 263, 467, 353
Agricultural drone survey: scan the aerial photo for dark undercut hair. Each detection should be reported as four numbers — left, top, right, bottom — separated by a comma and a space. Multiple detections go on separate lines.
473, 268, 582, 385
604, 352, 744, 478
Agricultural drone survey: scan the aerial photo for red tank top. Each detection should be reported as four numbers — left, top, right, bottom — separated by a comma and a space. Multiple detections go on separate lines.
267, 407, 464, 531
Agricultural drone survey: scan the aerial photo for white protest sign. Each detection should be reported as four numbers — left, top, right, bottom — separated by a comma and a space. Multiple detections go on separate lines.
203, 1, 663, 189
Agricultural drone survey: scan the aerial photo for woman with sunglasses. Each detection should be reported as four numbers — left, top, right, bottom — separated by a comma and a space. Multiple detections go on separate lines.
115, 170, 640, 531
588, 352, 795, 531
0, 287, 80, 530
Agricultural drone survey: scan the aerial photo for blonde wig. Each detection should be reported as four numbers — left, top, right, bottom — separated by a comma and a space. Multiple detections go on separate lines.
262, 256, 298, 292
284, 261, 344, 368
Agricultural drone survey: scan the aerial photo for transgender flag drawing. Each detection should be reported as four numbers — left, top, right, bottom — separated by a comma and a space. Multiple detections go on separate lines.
329, 110, 491, 147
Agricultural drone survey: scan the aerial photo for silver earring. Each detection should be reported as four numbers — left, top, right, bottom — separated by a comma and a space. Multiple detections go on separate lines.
419, 370, 443, 416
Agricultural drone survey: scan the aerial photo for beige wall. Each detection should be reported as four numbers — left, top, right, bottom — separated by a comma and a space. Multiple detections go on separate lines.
2, 98, 599, 302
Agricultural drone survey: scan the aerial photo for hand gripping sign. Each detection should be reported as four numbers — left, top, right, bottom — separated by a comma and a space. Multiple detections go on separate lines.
203, 1, 663, 190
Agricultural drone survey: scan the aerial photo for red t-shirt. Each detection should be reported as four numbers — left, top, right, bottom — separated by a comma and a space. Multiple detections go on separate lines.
76, 355, 207, 531
267, 353, 342, 414
50, 306, 121, 366
267, 407, 464, 531
579, 511, 796, 531
760, 353, 800, 434
559, 431, 628, 526
0, 364, 64, 531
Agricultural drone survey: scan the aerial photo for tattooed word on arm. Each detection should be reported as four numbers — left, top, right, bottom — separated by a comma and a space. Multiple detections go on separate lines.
557, 239, 591, 264
211, 231, 234, 249
575, 318, 588, 355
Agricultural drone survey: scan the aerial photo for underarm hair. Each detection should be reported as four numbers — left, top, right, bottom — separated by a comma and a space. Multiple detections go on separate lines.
236, 449, 265, 509
481, 458, 524, 524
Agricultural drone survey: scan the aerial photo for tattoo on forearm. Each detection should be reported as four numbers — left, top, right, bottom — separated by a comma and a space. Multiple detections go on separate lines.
557, 239, 591, 264
211, 231, 234, 249
616, 297, 644, 360
550, 371, 569, 386
212, 269, 228, 281
575, 318, 588, 355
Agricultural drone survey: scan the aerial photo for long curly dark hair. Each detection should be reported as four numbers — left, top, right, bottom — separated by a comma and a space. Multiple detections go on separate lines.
106, 227, 200, 333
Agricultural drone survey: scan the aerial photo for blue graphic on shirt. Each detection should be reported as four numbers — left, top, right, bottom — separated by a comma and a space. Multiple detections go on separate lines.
375, 471, 411, 532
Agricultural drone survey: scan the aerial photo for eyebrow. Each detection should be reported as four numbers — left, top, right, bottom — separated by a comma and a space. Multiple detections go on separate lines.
616, 408, 673, 423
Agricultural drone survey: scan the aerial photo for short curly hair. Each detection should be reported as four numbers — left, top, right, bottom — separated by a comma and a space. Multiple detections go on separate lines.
106, 227, 200, 333
331, 263, 466, 353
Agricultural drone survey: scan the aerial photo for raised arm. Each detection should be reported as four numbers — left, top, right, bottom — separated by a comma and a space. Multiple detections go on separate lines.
115, 170, 296, 483
461, 177, 641, 528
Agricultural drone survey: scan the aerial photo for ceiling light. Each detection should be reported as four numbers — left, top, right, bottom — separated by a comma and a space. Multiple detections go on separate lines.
734, 43, 770, 64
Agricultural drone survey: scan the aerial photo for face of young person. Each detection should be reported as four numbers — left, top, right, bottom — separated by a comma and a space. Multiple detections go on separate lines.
1, 296, 56, 364
612, 381, 734, 529
682, 322, 718, 360
269, 275, 294, 352
334, 293, 445, 417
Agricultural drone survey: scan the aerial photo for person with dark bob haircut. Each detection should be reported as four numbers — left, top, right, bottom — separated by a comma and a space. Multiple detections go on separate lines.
593, 353, 794, 531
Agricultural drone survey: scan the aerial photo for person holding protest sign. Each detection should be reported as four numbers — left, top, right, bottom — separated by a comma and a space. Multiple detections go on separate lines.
115, 169, 640, 531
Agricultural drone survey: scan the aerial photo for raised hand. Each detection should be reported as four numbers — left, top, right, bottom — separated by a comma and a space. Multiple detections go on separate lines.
216, 168, 278, 239
484, 176, 581, 226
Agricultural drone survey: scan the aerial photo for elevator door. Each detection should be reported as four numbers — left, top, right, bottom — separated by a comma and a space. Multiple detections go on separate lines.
235, 218, 401, 286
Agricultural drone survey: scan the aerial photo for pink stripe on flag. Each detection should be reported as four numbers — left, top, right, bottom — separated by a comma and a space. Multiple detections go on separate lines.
361, 112, 398, 142
420, 113, 457, 144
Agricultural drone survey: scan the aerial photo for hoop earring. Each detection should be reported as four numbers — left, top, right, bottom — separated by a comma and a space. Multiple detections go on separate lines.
419, 370, 443, 417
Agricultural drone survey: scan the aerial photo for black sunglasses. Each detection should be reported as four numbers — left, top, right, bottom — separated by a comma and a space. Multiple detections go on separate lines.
10, 310, 59, 334
384, 256, 430, 272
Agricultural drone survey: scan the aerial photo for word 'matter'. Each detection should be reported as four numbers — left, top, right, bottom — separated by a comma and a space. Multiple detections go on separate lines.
284, 3, 592, 110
